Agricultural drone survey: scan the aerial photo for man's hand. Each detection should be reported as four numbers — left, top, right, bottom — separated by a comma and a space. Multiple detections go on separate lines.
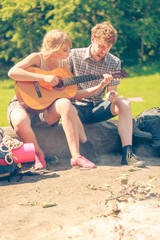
106, 90, 118, 103
100, 74, 113, 88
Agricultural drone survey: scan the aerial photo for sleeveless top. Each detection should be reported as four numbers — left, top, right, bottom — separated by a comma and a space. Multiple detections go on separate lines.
9, 53, 64, 103
38, 52, 64, 70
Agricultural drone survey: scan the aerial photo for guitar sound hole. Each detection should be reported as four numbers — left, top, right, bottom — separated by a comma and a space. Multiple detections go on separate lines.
54, 85, 65, 91
56, 78, 63, 88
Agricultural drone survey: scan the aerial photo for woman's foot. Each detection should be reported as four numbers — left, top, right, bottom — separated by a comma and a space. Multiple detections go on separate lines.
34, 152, 46, 169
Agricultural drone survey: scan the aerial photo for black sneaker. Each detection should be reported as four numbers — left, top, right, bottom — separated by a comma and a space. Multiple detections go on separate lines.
122, 152, 146, 168
80, 140, 99, 163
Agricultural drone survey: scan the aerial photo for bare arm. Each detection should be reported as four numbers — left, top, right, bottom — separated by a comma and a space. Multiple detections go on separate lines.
8, 53, 44, 82
74, 73, 113, 100
8, 53, 59, 86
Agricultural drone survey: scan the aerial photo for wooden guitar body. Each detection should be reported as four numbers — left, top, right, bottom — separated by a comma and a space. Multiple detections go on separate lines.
15, 67, 77, 112
15, 67, 127, 113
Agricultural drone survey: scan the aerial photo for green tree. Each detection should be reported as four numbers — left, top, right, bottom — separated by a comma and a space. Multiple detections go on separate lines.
48, 0, 160, 65
0, 0, 159, 67
112, 0, 160, 64
47, 0, 120, 48
0, 0, 54, 65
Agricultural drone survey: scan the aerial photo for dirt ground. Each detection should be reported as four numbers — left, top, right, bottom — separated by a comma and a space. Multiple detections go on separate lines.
0, 153, 160, 240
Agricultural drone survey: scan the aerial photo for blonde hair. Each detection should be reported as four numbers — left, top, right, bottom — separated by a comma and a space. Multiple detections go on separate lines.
91, 22, 117, 44
40, 29, 72, 57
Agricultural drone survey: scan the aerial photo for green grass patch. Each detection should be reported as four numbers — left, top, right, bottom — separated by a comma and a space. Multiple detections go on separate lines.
0, 87, 15, 126
124, 62, 160, 77
118, 73, 160, 117
0, 63, 160, 126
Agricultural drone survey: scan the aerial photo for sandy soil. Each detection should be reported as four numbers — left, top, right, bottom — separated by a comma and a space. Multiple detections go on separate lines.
0, 154, 160, 240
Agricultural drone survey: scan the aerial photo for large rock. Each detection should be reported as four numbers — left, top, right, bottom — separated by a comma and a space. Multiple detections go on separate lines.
1, 120, 158, 162
33, 121, 122, 160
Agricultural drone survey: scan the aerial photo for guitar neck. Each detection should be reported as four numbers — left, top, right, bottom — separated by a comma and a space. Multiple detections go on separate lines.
61, 69, 127, 87
62, 74, 103, 86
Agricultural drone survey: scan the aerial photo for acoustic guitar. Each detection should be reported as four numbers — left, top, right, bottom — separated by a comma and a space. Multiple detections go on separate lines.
15, 67, 127, 112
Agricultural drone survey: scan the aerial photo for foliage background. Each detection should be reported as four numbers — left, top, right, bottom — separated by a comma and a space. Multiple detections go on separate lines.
0, 0, 160, 67
0, 0, 160, 126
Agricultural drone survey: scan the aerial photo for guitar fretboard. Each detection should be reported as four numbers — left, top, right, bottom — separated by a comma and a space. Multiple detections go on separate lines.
62, 69, 127, 87
63, 74, 103, 86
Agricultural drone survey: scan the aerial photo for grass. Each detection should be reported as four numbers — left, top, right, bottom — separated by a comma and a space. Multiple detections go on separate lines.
0, 81, 15, 126
0, 63, 160, 126
118, 72, 160, 117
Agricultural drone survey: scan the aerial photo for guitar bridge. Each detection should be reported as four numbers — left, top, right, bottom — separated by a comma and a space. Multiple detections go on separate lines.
34, 82, 42, 98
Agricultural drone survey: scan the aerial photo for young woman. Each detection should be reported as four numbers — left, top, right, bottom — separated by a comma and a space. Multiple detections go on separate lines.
7, 29, 96, 169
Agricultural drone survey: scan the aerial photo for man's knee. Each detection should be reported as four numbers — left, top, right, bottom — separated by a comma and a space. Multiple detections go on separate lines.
111, 98, 131, 115
117, 97, 131, 109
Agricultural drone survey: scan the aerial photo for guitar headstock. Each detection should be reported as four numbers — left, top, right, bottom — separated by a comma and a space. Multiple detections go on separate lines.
110, 69, 127, 79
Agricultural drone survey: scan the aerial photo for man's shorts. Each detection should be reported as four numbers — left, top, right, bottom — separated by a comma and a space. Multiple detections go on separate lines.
72, 100, 115, 124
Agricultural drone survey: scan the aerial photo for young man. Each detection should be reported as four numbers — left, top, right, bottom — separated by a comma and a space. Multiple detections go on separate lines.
68, 21, 146, 167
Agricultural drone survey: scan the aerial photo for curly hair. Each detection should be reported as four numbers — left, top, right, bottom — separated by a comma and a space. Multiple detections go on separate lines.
40, 29, 72, 57
91, 22, 117, 44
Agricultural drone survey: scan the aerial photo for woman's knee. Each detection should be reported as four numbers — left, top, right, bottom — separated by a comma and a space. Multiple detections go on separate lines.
56, 98, 77, 115
10, 109, 31, 131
